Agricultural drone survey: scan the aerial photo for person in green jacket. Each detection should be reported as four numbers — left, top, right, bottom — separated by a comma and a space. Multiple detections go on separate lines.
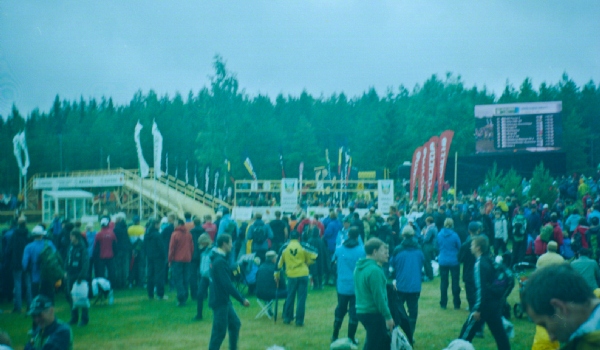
354, 238, 394, 350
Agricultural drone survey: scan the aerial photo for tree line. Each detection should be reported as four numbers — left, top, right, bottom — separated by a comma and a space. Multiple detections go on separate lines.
0, 55, 598, 193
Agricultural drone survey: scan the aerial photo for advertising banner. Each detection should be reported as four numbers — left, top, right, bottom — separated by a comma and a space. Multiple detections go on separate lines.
280, 178, 298, 213
409, 147, 423, 202
418, 145, 428, 203
437, 130, 454, 204
425, 137, 439, 204
378, 180, 394, 214
33, 174, 125, 189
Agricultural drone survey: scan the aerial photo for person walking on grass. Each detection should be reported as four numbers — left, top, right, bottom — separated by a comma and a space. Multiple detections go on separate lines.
208, 234, 250, 350
437, 218, 461, 310
144, 218, 167, 300
354, 238, 394, 350
276, 230, 318, 326
459, 235, 511, 350
331, 227, 365, 345
168, 219, 193, 307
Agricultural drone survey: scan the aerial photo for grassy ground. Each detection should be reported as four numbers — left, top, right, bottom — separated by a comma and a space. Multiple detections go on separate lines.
0, 277, 535, 349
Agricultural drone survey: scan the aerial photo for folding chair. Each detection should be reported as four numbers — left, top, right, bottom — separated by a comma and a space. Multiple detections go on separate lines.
255, 298, 275, 319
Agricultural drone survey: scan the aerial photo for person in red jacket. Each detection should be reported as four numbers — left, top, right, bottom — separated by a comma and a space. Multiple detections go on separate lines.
169, 218, 194, 306
94, 218, 117, 285
549, 213, 564, 249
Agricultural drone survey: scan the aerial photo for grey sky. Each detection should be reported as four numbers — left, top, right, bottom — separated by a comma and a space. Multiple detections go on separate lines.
1, 1, 599, 118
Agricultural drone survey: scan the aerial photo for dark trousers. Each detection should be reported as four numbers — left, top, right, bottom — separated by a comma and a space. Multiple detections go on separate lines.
464, 279, 476, 311
114, 251, 130, 289
190, 259, 199, 300
209, 303, 241, 350
357, 313, 390, 350
324, 250, 336, 285
128, 250, 145, 287
422, 244, 435, 279
283, 276, 308, 325
309, 263, 323, 289
196, 275, 210, 318
95, 258, 116, 286
171, 261, 190, 303
494, 238, 507, 256
334, 293, 357, 324
460, 302, 511, 350
397, 291, 420, 339
439, 265, 461, 309
146, 257, 165, 298
512, 239, 526, 265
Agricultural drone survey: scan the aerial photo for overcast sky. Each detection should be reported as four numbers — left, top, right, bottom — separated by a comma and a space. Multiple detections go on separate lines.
1, 1, 599, 118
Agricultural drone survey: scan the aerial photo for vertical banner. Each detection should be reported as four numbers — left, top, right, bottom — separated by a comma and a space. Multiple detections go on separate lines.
425, 137, 439, 205
418, 145, 428, 203
244, 157, 257, 180
213, 171, 219, 197
377, 180, 394, 215
204, 166, 210, 193
409, 147, 423, 202
152, 121, 163, 177
281, 178, 299, 213
185, 160, 189, 183
437, 130, 455, 205
134, 121, 150, 178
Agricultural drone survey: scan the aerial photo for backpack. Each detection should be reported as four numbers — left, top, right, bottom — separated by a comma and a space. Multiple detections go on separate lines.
489, 261, 515, 299
224, 220, 237, 238
560, 238, 574, 259
251, 224, 267, 245
540, 224, 554, 243
39, 241, 65, 283
199, 249, 212, 277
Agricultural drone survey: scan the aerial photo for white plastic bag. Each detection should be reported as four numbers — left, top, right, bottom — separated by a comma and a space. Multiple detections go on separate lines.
71, 280, 90, 309
432, 260, 440, 277
502, 316, 515, 338
391, 326, 412, 350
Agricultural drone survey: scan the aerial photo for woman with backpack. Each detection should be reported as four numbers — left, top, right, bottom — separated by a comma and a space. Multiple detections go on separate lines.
193, 233, 213, 321
65, 230, 89, 326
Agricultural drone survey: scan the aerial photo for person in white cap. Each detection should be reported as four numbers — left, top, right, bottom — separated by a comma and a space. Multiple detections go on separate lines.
22, 226, 57, 301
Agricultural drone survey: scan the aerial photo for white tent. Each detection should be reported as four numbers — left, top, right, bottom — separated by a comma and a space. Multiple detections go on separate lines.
42, 190, 94, 223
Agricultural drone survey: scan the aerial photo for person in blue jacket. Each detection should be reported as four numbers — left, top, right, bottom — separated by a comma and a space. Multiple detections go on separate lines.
323, 212, 343, 285
331, 227, 365, 345
437, 218, 462, 310
390, 225, 424, 340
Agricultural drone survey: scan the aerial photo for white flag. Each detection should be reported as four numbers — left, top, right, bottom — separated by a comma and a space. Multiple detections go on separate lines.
134, 121, 150, 178
205, 166, 210, 193
185, 160, 189, 183
194, 165, 198, 188
19, 132, 30, 176
152, 120, 163, 178
213, 171, 219, 197
13, 133, 23, 174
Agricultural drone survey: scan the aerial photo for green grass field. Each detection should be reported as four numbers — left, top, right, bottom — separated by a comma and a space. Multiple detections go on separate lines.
1, 277, 535, 349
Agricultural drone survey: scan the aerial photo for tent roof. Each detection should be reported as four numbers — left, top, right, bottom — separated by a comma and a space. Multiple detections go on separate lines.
43, 190, 94, 199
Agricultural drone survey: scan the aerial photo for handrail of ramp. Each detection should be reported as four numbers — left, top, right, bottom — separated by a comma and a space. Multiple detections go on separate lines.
28, 168, 231, 211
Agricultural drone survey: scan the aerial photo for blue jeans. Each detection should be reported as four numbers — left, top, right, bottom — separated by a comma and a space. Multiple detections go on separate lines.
209, 303, 241, 350
13, 270, 32, 312
283, 276, 308, 325
171, 262, 190, 303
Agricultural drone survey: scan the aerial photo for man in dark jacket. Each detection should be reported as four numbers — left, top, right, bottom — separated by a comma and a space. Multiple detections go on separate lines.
421, 216, 437, 281
25, 294, 73, 350
459, 235, 511, 349
65, 230, 89, 326
208, 234, 250, 350
8, 216, 30, 313
144, 218, 167, 300
189, 218, 205, 301
113, 213, 132, 289
269, 211, 288, 254
458, 221, 484, 338
255, 250, 287, 308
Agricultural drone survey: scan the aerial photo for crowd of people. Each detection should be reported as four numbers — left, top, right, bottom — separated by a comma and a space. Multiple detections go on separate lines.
1, 174, 600, 349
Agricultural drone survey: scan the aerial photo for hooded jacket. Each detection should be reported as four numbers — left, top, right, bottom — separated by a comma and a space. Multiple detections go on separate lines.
334, 238, 366, 295
354, 258, 391, 320
94, 226, 117, 259
277, 239, 317, 278
324, 220, 343, 252
437, 228, 461, 266
66, 235, 89, 281
144, 226, 166, 260
390, 237, 424, 293
9, 224, 30, 271
208, 249, 245, 308
168, 225, 193, 263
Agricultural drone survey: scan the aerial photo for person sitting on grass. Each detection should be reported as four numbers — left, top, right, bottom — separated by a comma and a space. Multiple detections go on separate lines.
25, 295, 72, 350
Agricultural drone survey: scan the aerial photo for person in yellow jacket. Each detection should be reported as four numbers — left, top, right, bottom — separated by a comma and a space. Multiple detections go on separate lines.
275, 230, 317, 326
523, 264, 600, 350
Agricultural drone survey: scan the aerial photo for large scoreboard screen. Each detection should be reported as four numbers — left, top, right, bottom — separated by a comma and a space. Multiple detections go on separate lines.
474, 101, 562, 154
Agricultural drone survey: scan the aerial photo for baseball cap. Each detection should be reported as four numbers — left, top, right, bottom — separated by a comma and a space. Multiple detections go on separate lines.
28, 295, 53, 315
468, 221, 481, 232
265, 250, 277, 259
100, 218, 110, 226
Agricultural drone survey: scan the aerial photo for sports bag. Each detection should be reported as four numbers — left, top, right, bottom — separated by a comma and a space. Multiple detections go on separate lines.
40, 241, 65, 283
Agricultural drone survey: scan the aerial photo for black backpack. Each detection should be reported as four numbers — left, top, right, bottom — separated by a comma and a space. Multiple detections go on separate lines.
251, 224, 267, 245
40, 241, 65, 283
489, 261, 515, 299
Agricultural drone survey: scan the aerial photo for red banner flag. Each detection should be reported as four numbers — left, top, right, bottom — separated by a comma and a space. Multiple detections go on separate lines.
409, 147, 424, 202
418, 144, 428, 203
436, 130, 454, 205
425, 137, 439, 205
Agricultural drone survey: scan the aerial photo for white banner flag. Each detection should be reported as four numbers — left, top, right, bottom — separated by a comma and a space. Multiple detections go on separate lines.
281, 178, 299, 213
205, 166, 210, 193
152, 121, 163, 178
185, 160, 189, 183
134, 121, 150, 178
19, 132, 30, 176
378, 180, 394, 215
13, 133, 24, 175
214, 171, 219, 197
